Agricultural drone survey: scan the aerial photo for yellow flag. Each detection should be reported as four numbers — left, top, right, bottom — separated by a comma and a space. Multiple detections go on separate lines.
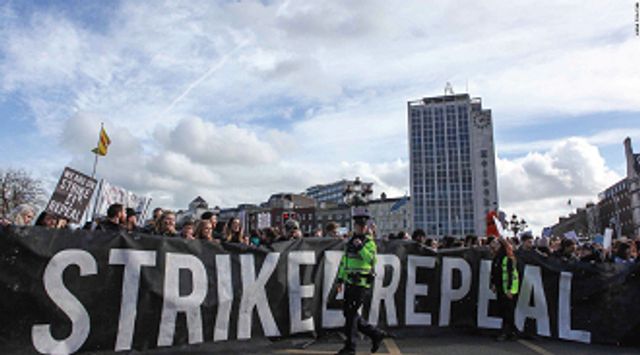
92, 127, 111, 156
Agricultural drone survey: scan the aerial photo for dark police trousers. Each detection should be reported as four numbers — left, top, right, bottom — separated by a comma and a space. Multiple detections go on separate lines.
497, 291, 516, 336
343, 284, 382, 351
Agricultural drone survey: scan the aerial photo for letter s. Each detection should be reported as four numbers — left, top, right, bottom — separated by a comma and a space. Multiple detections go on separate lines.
32, 250, 97, 354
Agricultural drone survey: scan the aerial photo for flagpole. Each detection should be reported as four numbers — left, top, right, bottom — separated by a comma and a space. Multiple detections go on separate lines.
91, 122, 104, 179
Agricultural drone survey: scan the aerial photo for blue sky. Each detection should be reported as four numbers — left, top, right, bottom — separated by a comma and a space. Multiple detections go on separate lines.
1, 0, 639, 232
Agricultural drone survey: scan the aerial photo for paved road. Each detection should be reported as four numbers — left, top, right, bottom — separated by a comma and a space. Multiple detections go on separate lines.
134, 331, 638, 355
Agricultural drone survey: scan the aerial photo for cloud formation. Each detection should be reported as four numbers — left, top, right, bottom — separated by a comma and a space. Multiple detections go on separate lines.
498, 138, 621, 231
1, 1, 636, 233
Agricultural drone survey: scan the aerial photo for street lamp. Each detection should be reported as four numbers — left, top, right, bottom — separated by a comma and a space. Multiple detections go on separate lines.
509, 214, 527, 237
343, 177, 373, 207
343, 177, 373, 232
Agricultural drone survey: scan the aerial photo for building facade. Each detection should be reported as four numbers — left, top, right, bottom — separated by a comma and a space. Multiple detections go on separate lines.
597, 178, 634, 238
550, 208, 589, 238
624, 138, 640, 237
368, 195, 412, 239
408, 93, 499, 237
304, 179, 373, 205
176, 196, 221, 225
315, 203, 352, 232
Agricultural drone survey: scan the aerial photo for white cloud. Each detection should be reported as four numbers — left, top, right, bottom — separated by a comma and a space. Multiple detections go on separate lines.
497, 138, 621, 232
1, 1, 636, 232
499, 128, 640, 155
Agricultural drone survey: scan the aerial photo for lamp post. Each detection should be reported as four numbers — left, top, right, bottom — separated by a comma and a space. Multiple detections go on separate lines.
343, 177, 373, 231
509, 214, 527, 237
343, 177, 373, 207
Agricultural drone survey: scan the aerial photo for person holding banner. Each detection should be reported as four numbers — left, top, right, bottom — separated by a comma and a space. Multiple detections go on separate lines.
96, 204, 125, 233
155, 211, 177, 237
7, 204, 36, 226
335, 207, 388, 355
490, 238, 520, 341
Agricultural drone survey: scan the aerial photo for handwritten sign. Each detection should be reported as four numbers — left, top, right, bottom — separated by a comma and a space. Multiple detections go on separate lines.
45, 167, 97, 224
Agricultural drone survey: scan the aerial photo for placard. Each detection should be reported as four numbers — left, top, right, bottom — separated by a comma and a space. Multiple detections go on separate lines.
45, 167, 97, 223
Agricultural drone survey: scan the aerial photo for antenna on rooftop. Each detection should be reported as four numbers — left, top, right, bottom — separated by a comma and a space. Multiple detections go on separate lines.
444, 82, 454, 96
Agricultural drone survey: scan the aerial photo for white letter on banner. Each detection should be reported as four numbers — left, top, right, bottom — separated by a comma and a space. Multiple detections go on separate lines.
157, 253, 208, 347
439, 257, 471, 326
477, 259, 502, 329
558, 272, 591, 343
369, 254, 401, 326
32, 250, 97, 355
405, 256, 436, 326
515, 265, 551, 336
214, 255, 233, 342
322, 251, 345, 328
288, 251, 316, 334
238, 253, 281, 339
109, 249, 156, 351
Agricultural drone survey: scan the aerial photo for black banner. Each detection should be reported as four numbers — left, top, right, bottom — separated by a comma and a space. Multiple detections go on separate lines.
0, 227, 639, 354
44, 167, 97, 224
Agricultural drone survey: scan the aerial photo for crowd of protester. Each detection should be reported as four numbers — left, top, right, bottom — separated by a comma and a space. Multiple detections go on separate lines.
1, 202, 638, 264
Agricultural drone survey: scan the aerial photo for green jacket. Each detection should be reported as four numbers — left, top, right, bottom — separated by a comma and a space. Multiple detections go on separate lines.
337, 234, 377, 288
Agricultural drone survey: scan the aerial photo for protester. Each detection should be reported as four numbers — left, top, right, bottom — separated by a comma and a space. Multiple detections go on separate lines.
249, 229, 263, 246
535, 237, 551, 256
34, 211, 57, 229
424, 237, 438, 250
578, 243, 605, 263
441, 235, 456, 248
143, 207, 164, 233
325, 222, 341, 239
96, 203, 125, 233
194, 219, 218, 243
614, 242, 634, 264
125, 208, 140, 233
412, 229, 427, 244
391, 231, 410, 240
224, 217, 247, 244
181, 219, 196, 240
464, 234, 479, 248
155, 211, 177, 237
553, 238, 579, 262
201, 211, 222, 240
490, 237, 520, 341
549, 236, 561, 253
8, 204, 36, 226
519, 232, 534, 252
283, 219, 303, 240
261, 227, 280, 247
56, 217, 70, 230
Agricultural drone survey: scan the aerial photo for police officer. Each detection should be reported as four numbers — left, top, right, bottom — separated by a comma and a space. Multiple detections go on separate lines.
490, 237, 520, 341
335, 207, 387, 355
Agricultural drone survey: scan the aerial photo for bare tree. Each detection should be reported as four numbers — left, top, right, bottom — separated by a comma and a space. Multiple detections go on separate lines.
0, 169, 47, 218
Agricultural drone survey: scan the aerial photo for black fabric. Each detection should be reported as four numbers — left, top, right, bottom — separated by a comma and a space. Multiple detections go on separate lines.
497, 292, 516, 336
0, 226, 639, 354
343, 285, 381, 351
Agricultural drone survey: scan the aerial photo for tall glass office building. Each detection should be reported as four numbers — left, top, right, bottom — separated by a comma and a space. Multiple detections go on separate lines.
408, 93, 498, 237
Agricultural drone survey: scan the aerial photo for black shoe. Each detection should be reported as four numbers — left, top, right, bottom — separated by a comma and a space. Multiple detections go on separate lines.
371, 332, 385, 353
336, 347, 355, 355
496, 333, 508, 342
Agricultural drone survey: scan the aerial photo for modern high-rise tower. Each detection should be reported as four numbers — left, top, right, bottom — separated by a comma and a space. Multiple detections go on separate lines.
408, 93, 499, 237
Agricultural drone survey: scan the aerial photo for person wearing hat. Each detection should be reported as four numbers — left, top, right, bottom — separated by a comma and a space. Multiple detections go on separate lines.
335, 207, 388, 355
125, 208, 141, 233
284, 219, 302, 240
